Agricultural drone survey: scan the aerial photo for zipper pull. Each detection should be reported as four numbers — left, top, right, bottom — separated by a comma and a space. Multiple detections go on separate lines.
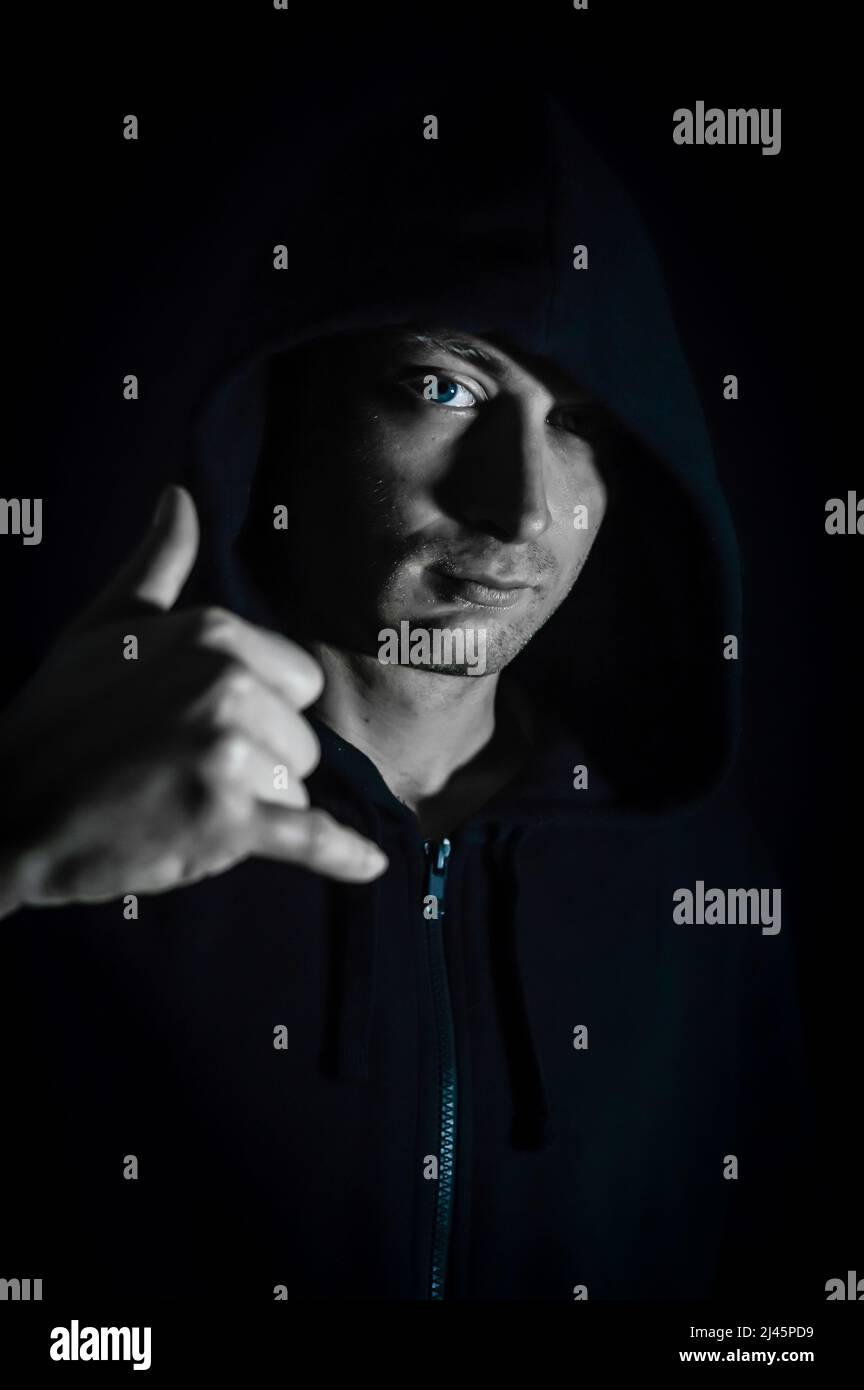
423, 837, 452, 920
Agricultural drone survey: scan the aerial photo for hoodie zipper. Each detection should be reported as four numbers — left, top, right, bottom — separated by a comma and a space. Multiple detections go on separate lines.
423, 837, 457, 1300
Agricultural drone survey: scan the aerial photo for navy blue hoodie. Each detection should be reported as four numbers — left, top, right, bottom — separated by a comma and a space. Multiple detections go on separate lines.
2, 94, 815, 1302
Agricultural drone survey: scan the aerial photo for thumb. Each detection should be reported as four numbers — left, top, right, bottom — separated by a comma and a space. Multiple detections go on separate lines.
73, 484, 200, 630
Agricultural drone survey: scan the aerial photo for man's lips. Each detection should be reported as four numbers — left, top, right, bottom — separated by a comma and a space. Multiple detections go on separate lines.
429, 564, 538, 589
427, 566, 540, 609
451, 572, 534, 590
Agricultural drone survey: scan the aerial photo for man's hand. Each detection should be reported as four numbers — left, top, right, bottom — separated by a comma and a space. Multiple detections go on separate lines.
0, 485, 388, 912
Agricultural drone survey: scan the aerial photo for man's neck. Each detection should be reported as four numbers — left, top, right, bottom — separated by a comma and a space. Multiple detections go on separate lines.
308, 645, 528, 834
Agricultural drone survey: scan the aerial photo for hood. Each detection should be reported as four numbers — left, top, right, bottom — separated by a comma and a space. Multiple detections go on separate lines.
187, 86, 741, 817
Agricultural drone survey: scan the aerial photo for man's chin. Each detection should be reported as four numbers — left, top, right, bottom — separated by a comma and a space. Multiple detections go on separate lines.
373, 611, 543, 678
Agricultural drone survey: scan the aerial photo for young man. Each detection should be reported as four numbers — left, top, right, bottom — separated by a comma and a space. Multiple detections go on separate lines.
0, 97, 813, 1300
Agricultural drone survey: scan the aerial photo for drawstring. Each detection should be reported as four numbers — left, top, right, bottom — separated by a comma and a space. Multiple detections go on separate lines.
326, 811, 554, 1154
485, 825, 553, 1151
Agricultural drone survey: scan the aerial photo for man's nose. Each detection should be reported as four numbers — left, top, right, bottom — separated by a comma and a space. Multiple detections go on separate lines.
441, 397, 553, 542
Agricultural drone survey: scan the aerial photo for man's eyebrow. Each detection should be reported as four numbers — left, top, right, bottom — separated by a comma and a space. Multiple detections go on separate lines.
398, 331, 512, 380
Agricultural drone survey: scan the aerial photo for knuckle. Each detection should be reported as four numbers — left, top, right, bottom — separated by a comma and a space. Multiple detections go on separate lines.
277, 638, 324, 705
208, 661, 255, 723
301, 658, 325, 702
191, 605, 236, 648
196, 728, 252, 782
294, 723, 321, 777
302, 808, 334, 859
294, 656, 325, 707
143, 854, 188, 890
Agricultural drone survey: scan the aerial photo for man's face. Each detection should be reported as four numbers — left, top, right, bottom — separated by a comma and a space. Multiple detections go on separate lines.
261, 326, 610, 674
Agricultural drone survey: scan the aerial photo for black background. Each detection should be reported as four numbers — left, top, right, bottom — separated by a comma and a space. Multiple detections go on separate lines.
3, 0, 860, 1302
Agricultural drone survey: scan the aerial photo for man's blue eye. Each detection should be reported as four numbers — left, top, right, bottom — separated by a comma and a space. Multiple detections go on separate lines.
420, 374, 477, 408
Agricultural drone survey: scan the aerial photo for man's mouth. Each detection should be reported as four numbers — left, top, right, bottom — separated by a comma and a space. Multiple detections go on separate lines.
428, 566, 539, 609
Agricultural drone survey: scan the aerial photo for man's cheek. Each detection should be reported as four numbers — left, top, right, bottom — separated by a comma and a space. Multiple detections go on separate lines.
548, 531, 595, 600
